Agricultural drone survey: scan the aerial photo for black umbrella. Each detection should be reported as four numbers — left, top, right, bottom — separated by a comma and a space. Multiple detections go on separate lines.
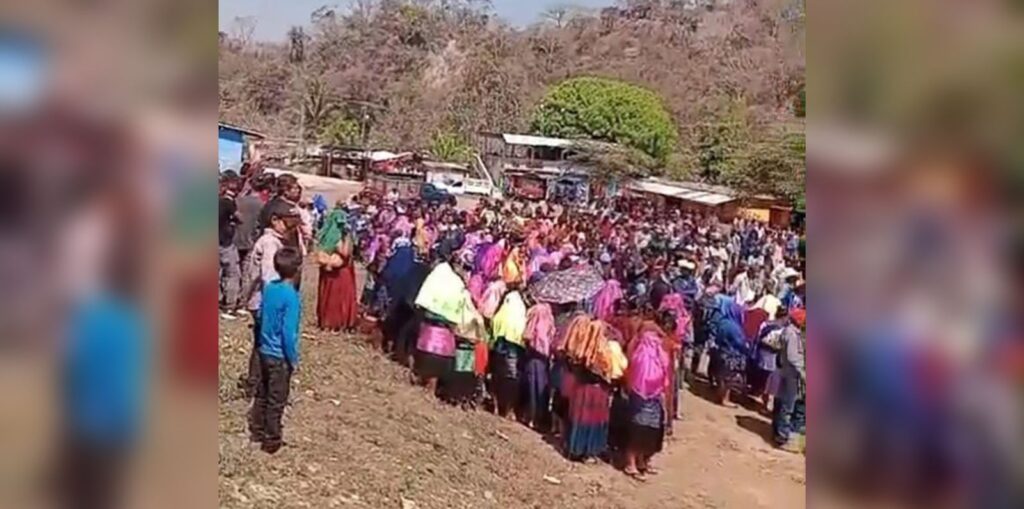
528, 264, 605, 304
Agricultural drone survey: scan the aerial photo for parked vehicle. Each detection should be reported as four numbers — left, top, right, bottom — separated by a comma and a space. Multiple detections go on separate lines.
420, 183, 457, 206
428, 178, 466, 195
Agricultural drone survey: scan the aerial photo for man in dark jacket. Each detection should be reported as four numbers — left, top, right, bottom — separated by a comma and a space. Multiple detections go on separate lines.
219, 171, 242, 317
233, 177, 268, 282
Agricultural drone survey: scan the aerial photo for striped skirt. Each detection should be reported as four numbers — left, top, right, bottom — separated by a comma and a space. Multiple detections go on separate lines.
565, 369, 611, 460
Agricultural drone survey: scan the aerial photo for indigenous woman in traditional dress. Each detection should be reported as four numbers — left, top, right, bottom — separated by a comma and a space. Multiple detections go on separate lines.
549, 302, 585, 439
521, 301, 555, 430
708, 294, 749, 406
489, 287, 527, 419
316, 207, 359, 332
623, 324, 670, 480
414, 314, 456, 393
560, 317, 620, 463
379, 240, 417, 355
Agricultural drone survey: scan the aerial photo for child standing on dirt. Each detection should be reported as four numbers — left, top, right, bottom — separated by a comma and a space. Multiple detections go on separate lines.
249, 247, 303, 454
239, 207, 298, 396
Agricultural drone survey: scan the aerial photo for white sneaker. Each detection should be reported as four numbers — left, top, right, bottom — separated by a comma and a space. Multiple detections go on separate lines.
220, 312, 237, 320
235, 309, 252, 317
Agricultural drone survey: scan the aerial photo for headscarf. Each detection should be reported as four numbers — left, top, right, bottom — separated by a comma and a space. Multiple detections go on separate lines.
312, 194, 328, 216
479, 241, 505, 280
657, 293, 691, 342
392, 214, 412, 236
590, 279, 623, 322
413, 217, 430, 255
626, 330, 669, 399
501, 246, 525, 285
473, 241, 493, 275
479, 280, 506, 319
526, 247, 550, 281
316, 208, 348, 252
523, 303, 555, 356
414, 262, 476, 326
712, 294, 747, 353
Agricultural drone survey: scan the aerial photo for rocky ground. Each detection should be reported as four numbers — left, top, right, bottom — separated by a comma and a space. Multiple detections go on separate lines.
218, 265, 805, 509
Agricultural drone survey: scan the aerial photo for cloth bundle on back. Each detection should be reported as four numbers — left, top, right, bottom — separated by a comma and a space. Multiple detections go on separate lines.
414, 262, 476, 327
626, 331, 669, 399
559, 316, 624, 382
491, 291, 527, 346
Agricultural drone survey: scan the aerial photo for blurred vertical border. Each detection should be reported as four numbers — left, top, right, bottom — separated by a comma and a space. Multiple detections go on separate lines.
0, 1, 218, 508
809, 0, 1023, 508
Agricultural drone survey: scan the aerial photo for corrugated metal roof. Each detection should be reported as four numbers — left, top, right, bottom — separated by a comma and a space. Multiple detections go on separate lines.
501, 133, 574, 148
218, 122, 265, 138
626, 178, 735, 206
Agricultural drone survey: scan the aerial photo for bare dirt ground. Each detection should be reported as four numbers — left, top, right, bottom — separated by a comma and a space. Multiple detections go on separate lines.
218, 265, 805, 509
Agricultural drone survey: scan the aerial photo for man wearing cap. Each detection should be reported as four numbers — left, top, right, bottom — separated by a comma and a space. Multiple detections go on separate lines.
779, 268, 804, 311
773, 308, 806, 452
648, 260, 673, 310
672, 259, 700, 313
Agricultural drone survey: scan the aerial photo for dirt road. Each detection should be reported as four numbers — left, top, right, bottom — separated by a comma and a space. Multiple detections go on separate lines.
218, 266, 805, 508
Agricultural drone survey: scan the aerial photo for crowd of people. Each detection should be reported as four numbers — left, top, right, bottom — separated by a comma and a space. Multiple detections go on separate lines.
219, 168, 807, 476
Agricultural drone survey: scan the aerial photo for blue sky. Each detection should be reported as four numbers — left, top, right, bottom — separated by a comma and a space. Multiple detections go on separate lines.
219, 0, 614, 41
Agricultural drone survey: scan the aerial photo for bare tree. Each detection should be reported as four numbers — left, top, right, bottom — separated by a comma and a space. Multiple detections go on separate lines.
231, 16, 257, 48
541, 5, 570, 28
219, 0, 805, 172
541, 4, 591, 28
288, 26, 306, 63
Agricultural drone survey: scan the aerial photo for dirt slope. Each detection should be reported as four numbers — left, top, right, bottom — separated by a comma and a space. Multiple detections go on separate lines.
218, 267, 805, 509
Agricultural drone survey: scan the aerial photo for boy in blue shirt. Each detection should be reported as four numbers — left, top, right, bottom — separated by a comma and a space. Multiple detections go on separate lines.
249, 247, 303, 454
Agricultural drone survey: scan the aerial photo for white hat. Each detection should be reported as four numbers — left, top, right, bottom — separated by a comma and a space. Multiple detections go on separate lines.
781, 267, 801, 280
677, 259, 696, 270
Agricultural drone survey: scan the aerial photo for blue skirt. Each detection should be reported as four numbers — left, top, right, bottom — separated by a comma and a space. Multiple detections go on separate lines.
521, 349, 550, 424
627, 392, 665, 455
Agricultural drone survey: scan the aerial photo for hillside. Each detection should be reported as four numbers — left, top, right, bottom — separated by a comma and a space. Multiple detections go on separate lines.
218, 0, 805, 156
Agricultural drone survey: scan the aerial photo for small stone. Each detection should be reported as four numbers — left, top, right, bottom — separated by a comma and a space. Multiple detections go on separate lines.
401, 497, 416, 509
543, 475, 562, 485
484, 490, 494, 501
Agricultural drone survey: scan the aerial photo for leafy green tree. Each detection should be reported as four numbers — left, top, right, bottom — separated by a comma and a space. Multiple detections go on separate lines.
531, 77, 678, 162
320, 116, 361, 146
722, 128, 805, 205
428, 131, 474, 164
691, 97, 750, 182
